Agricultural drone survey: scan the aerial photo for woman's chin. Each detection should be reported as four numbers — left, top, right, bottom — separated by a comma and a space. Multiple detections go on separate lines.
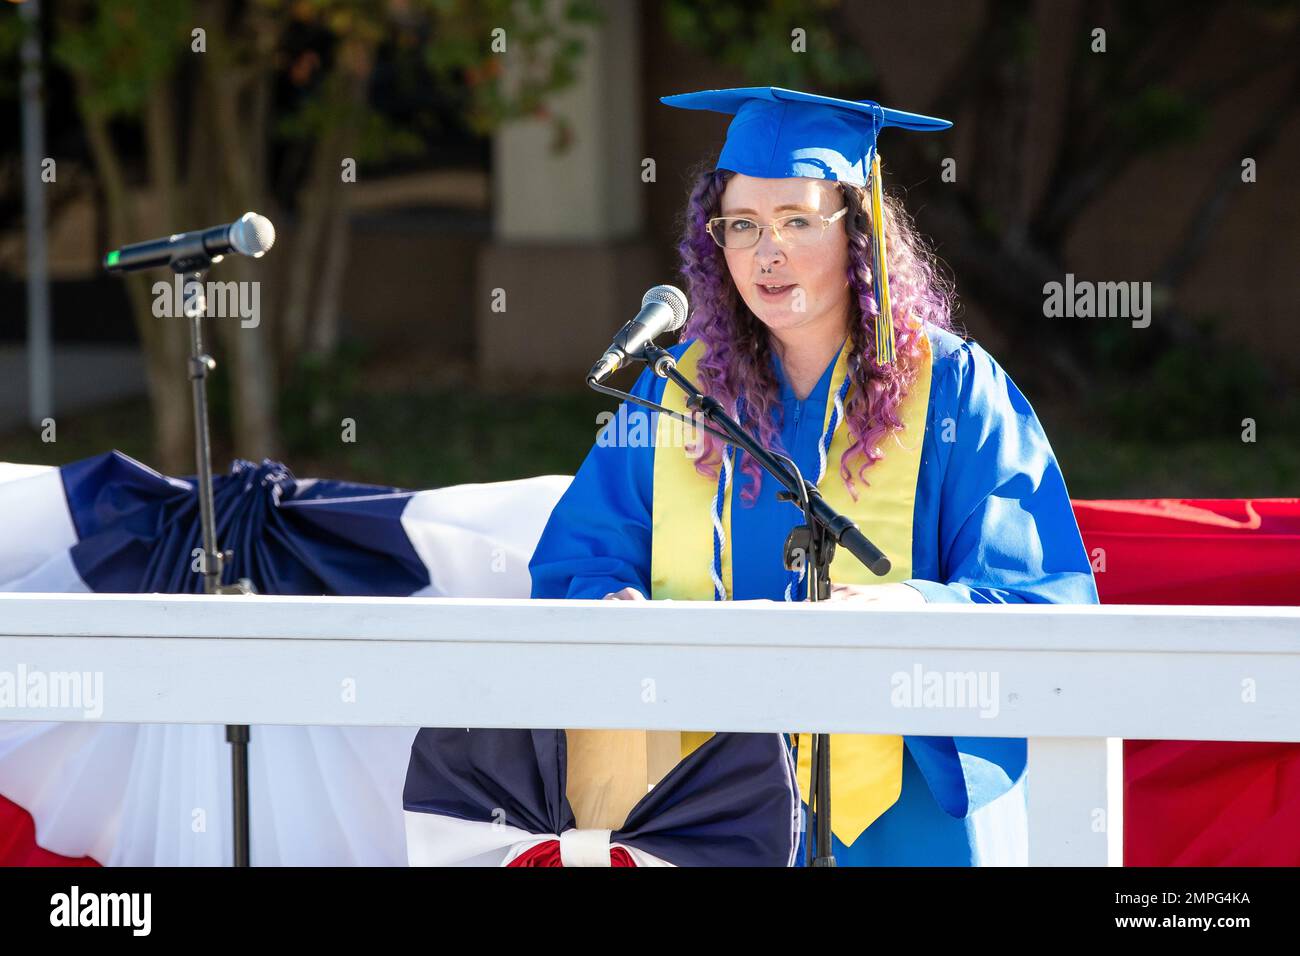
747, 306, 803, 333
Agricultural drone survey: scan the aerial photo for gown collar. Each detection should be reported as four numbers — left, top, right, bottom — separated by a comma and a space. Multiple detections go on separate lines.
769, 334, 849, 406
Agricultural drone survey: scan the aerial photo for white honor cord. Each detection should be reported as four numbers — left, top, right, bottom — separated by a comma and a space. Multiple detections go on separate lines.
709, 444, 734, 601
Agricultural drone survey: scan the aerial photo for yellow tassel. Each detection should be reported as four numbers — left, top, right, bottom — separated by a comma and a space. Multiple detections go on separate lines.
869, 152, 895, 365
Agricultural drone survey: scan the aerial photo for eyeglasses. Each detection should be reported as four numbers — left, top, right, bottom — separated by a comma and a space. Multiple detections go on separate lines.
706, 207, 848, 250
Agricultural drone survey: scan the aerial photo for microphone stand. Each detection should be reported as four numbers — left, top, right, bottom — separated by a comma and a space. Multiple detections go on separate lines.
594, 345, 894, 867
171, 253, 257, 868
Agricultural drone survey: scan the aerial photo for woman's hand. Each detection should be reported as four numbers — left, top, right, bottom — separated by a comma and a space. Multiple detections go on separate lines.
825, 582, 926, 606
602, 587, 647, 600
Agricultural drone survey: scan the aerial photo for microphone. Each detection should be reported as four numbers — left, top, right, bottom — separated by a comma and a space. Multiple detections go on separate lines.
821, 509, 893, 576
587, 285, 688, 385
104, 212, 276, 273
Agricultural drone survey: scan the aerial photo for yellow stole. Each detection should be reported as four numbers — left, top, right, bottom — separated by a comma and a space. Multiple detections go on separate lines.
649, 332, 933, 846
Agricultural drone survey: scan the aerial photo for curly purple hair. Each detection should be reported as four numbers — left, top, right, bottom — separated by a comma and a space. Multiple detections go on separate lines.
675, 162, 958, 504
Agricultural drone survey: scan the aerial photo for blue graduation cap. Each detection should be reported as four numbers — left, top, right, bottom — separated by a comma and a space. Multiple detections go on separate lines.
660, 87, 952, 364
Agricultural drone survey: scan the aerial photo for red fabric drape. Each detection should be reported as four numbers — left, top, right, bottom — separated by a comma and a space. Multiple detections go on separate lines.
506, 841, 637, 867
0, 794, 99, 867
1075, 497, 1300, 865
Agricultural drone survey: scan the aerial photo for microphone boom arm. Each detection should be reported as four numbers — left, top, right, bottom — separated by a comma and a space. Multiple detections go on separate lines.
585, 378, 734, 446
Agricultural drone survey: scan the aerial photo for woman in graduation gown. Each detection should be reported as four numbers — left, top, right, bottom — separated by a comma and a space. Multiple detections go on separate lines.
528, 87, 1099, 866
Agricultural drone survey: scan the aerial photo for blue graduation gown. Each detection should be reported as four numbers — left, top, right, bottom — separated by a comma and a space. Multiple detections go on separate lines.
529, 322, 1099, 865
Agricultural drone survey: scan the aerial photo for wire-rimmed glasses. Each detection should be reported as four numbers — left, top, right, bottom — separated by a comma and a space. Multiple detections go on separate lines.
706, 206, 848, 249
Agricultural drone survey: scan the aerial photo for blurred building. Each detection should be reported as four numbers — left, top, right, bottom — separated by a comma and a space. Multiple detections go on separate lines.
2, 0, 1297, 419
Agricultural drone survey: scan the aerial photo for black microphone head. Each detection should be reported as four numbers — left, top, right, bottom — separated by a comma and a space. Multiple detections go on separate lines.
231, 212, 276, 258
641, 284, 688, 331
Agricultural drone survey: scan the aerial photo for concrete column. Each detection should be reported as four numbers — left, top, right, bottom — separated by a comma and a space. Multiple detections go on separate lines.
477, 0, 660, 382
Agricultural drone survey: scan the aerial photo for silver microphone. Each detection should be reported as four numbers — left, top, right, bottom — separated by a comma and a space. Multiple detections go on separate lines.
587, 285, 689, 385
104, 211, 275, 273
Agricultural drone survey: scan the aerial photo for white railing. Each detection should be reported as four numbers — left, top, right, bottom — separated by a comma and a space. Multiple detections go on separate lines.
2, 593, 1298, 866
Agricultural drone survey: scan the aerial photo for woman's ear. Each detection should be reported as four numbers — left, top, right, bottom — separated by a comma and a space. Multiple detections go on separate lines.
841, 184, 868, 233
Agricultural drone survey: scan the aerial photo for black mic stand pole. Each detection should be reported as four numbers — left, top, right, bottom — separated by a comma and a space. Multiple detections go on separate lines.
174, 257, 256, 868
641, 344, 892, 868
785, 483, 836, 866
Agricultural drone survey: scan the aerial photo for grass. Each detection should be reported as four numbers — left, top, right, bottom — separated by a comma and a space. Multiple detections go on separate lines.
1049, 424, 1300, 499
289, 387, 614, 489
1, 389, 1295, 501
